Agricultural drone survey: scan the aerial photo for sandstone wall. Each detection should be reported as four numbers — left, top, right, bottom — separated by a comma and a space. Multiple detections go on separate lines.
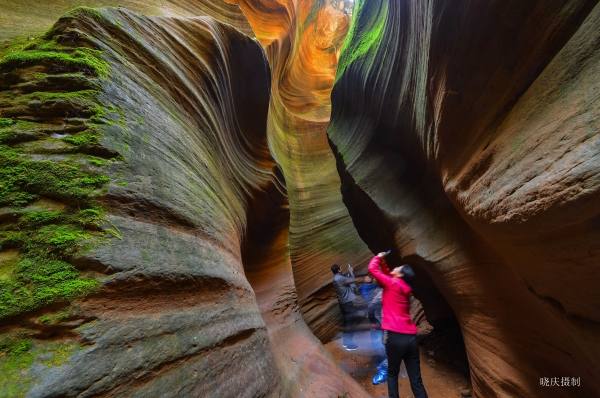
0, 7, 366, 397
0, 0, 254, 41
228, 0, 373, 342
328, 0, 600, 397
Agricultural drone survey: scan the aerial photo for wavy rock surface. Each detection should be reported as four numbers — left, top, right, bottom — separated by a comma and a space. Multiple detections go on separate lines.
0, 7, 365, 397
229, 0, 373, 342
328, 0, 600, 397
0, 0, 254, 41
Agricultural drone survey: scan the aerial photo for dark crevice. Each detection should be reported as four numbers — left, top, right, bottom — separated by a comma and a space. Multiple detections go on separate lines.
328, 134, 470, 380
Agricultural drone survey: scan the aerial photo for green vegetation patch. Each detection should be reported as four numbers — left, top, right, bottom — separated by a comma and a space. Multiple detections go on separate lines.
61, 130, 103, 149
0, 120, 41, 145
0, 259, 100, 319
0, 206, 112, 319
0, 10, 125, 390
0, 145, 109, 208
0, 118, 16, 129
0, 47, 108, 77
0, 335, 82, 396
6, 89, 100, 106
335, 0, 388, 83
0, 146, 115, 320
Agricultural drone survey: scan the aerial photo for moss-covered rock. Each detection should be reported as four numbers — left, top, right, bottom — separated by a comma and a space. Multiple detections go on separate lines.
0, 10, 120, 333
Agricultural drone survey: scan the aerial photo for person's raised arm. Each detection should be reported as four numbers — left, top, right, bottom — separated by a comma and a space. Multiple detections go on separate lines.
380, 259, 392, 277
340, 275, 367, 286
368, 253, 394, 288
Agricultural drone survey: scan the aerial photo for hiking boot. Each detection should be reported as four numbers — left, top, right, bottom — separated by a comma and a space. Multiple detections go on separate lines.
345, 343, 358, 351
372, 367, 387, 384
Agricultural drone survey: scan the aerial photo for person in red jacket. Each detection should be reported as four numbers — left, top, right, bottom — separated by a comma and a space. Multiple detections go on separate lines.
368, 252, 428, 398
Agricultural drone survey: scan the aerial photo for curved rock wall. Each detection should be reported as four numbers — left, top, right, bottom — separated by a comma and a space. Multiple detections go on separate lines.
0, 7, 367, 397
0, 0, 254, 41
229, 0, 373, 341
328, 0, 600, 397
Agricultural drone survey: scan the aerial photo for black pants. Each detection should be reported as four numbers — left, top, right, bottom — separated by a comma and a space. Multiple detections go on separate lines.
339, 301, 354, 345
385, 332, 428, 398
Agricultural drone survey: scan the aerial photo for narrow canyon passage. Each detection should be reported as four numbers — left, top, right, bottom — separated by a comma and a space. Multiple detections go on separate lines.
0, 1, 599, 398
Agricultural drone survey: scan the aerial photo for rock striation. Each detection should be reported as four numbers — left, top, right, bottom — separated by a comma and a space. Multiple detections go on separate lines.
328, 0, 600, 397
229, 0, 373, 342
0, 0, 254, 41
0, 7, 366, 397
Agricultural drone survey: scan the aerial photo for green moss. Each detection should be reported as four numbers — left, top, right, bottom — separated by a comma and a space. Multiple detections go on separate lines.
20, 211, 64, 227
0, 45, 109, 77
0, 145, 109, 207
61, 131, 102, 148
0, 121, 41, 145
36, 310, 69, 326
0, 145, 116, 320
0, 91, 102, 122
88, 157, 109, 166
0, 337, 82, 396
0, 15, 126, 383
13, 89, 99, 105
0, 119, 16, 129
335, 0, 388, 83
0, 202, 119, 320
0, 37, 30, 60
26, 225, 91, 258
117, 181, 128, 186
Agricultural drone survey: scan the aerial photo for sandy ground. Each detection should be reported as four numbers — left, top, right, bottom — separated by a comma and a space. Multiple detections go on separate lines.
324, 330, 470, 398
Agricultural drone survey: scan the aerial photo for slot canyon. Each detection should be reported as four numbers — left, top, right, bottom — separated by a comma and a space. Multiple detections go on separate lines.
0, 0, 598, 397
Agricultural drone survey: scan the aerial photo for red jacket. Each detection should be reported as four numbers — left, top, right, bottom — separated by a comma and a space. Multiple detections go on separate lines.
368, 256, 418, 334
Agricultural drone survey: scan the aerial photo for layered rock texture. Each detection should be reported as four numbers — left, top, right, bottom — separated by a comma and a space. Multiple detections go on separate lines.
329, 0, 600, 397
3, 0, 600, 397
228, 0, 373, 341
0, 6, 366, 397
0, 0, 254, 41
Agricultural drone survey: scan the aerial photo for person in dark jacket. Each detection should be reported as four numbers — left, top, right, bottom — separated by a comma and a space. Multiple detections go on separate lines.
332, 263, 368, 351
368, 253, 428, 398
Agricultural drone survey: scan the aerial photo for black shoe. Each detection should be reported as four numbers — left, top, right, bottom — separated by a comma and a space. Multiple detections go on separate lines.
345, 343, 358, 351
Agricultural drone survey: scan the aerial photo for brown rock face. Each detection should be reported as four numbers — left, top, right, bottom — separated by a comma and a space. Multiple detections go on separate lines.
328, 0, 600, 397
0, 6, 366, 397
228, 0, 372, 342
3, 0, 598, 396
0, 0, 254, 40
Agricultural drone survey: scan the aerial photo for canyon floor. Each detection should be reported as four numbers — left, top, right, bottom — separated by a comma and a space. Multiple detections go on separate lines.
325, 330, 469, 398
